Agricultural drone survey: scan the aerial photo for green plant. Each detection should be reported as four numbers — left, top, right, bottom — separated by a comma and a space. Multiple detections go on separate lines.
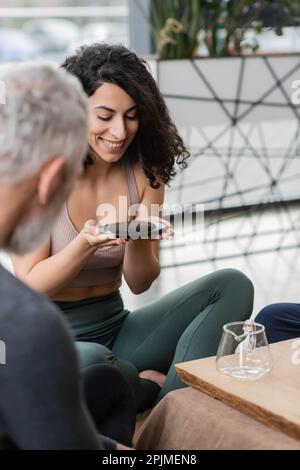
135, 0, 300, 59
201, 0, 267, 56
201, 0, 300, 57
135, 0, 202, 59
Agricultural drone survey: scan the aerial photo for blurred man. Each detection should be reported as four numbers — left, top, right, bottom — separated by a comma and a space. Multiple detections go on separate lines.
0, 63, 130, 450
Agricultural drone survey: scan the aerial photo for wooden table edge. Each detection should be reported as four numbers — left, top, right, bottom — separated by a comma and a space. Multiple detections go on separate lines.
175, 364, 300, 442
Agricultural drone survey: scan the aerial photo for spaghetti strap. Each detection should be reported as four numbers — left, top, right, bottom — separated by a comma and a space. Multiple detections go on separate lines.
122, 157, 141, 219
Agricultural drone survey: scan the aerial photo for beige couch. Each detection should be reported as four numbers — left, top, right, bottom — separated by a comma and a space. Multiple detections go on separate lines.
134, 387, 300, 450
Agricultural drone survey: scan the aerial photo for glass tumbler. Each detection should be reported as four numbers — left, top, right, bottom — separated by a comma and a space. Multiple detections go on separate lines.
216, 320, 273, 380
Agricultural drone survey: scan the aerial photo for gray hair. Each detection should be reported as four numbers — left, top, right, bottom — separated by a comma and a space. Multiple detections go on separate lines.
0, 62, 88, 183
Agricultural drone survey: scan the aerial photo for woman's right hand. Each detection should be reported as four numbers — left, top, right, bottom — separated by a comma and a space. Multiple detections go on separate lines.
80, 220, 126, 248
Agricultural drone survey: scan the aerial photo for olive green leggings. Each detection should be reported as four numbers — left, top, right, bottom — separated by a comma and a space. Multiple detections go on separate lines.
56, 269, 254, 411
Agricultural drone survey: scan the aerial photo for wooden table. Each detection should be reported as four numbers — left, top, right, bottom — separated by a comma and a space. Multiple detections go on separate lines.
176, 338, 300, 441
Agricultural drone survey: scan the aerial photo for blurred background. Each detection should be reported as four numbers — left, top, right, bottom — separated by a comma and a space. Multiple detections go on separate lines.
1, 0, 300, 64
0, 0, 300, 317
0, 0, 129, 63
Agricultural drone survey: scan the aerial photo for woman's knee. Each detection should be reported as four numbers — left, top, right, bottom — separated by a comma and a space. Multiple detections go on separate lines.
213, 268, 254, 303
76, 342, 141, 404
76, 341, 116, 369
221, 268, 253, 290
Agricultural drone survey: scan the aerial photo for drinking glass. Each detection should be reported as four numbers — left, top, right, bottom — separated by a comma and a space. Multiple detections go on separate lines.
216, 320, 273, 380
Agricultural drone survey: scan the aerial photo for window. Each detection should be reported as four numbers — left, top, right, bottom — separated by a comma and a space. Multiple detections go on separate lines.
0, 0, 129, 63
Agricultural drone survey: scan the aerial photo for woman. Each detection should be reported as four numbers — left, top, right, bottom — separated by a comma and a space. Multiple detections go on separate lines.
13, 43, 254, 411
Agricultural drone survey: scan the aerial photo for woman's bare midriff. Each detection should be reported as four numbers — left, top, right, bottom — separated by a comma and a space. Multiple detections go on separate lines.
51, 279, 122, 302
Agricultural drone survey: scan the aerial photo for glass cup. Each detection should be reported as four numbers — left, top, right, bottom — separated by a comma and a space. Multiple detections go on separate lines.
216, 320, 273, 380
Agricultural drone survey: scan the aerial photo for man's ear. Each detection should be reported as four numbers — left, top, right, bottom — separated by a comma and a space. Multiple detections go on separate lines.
37, 155, 66, 206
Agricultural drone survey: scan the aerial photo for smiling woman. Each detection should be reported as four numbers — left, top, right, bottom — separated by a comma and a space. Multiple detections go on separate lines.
12, 43, 254, 412
89, 82, 139, 162
62, 42, 188, 186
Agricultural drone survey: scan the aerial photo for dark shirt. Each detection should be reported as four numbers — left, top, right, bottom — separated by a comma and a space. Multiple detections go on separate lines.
0, 265, 115, 450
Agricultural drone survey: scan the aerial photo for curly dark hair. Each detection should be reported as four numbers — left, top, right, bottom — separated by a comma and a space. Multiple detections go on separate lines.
61, 43, 189, 188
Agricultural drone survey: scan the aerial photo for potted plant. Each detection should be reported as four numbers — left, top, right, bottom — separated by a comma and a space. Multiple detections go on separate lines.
136, 0, 202, 59
136, 0, 300, 58
135, 0, 300, 211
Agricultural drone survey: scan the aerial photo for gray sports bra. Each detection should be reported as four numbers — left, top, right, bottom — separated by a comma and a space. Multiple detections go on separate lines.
50, 158, 140, 287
